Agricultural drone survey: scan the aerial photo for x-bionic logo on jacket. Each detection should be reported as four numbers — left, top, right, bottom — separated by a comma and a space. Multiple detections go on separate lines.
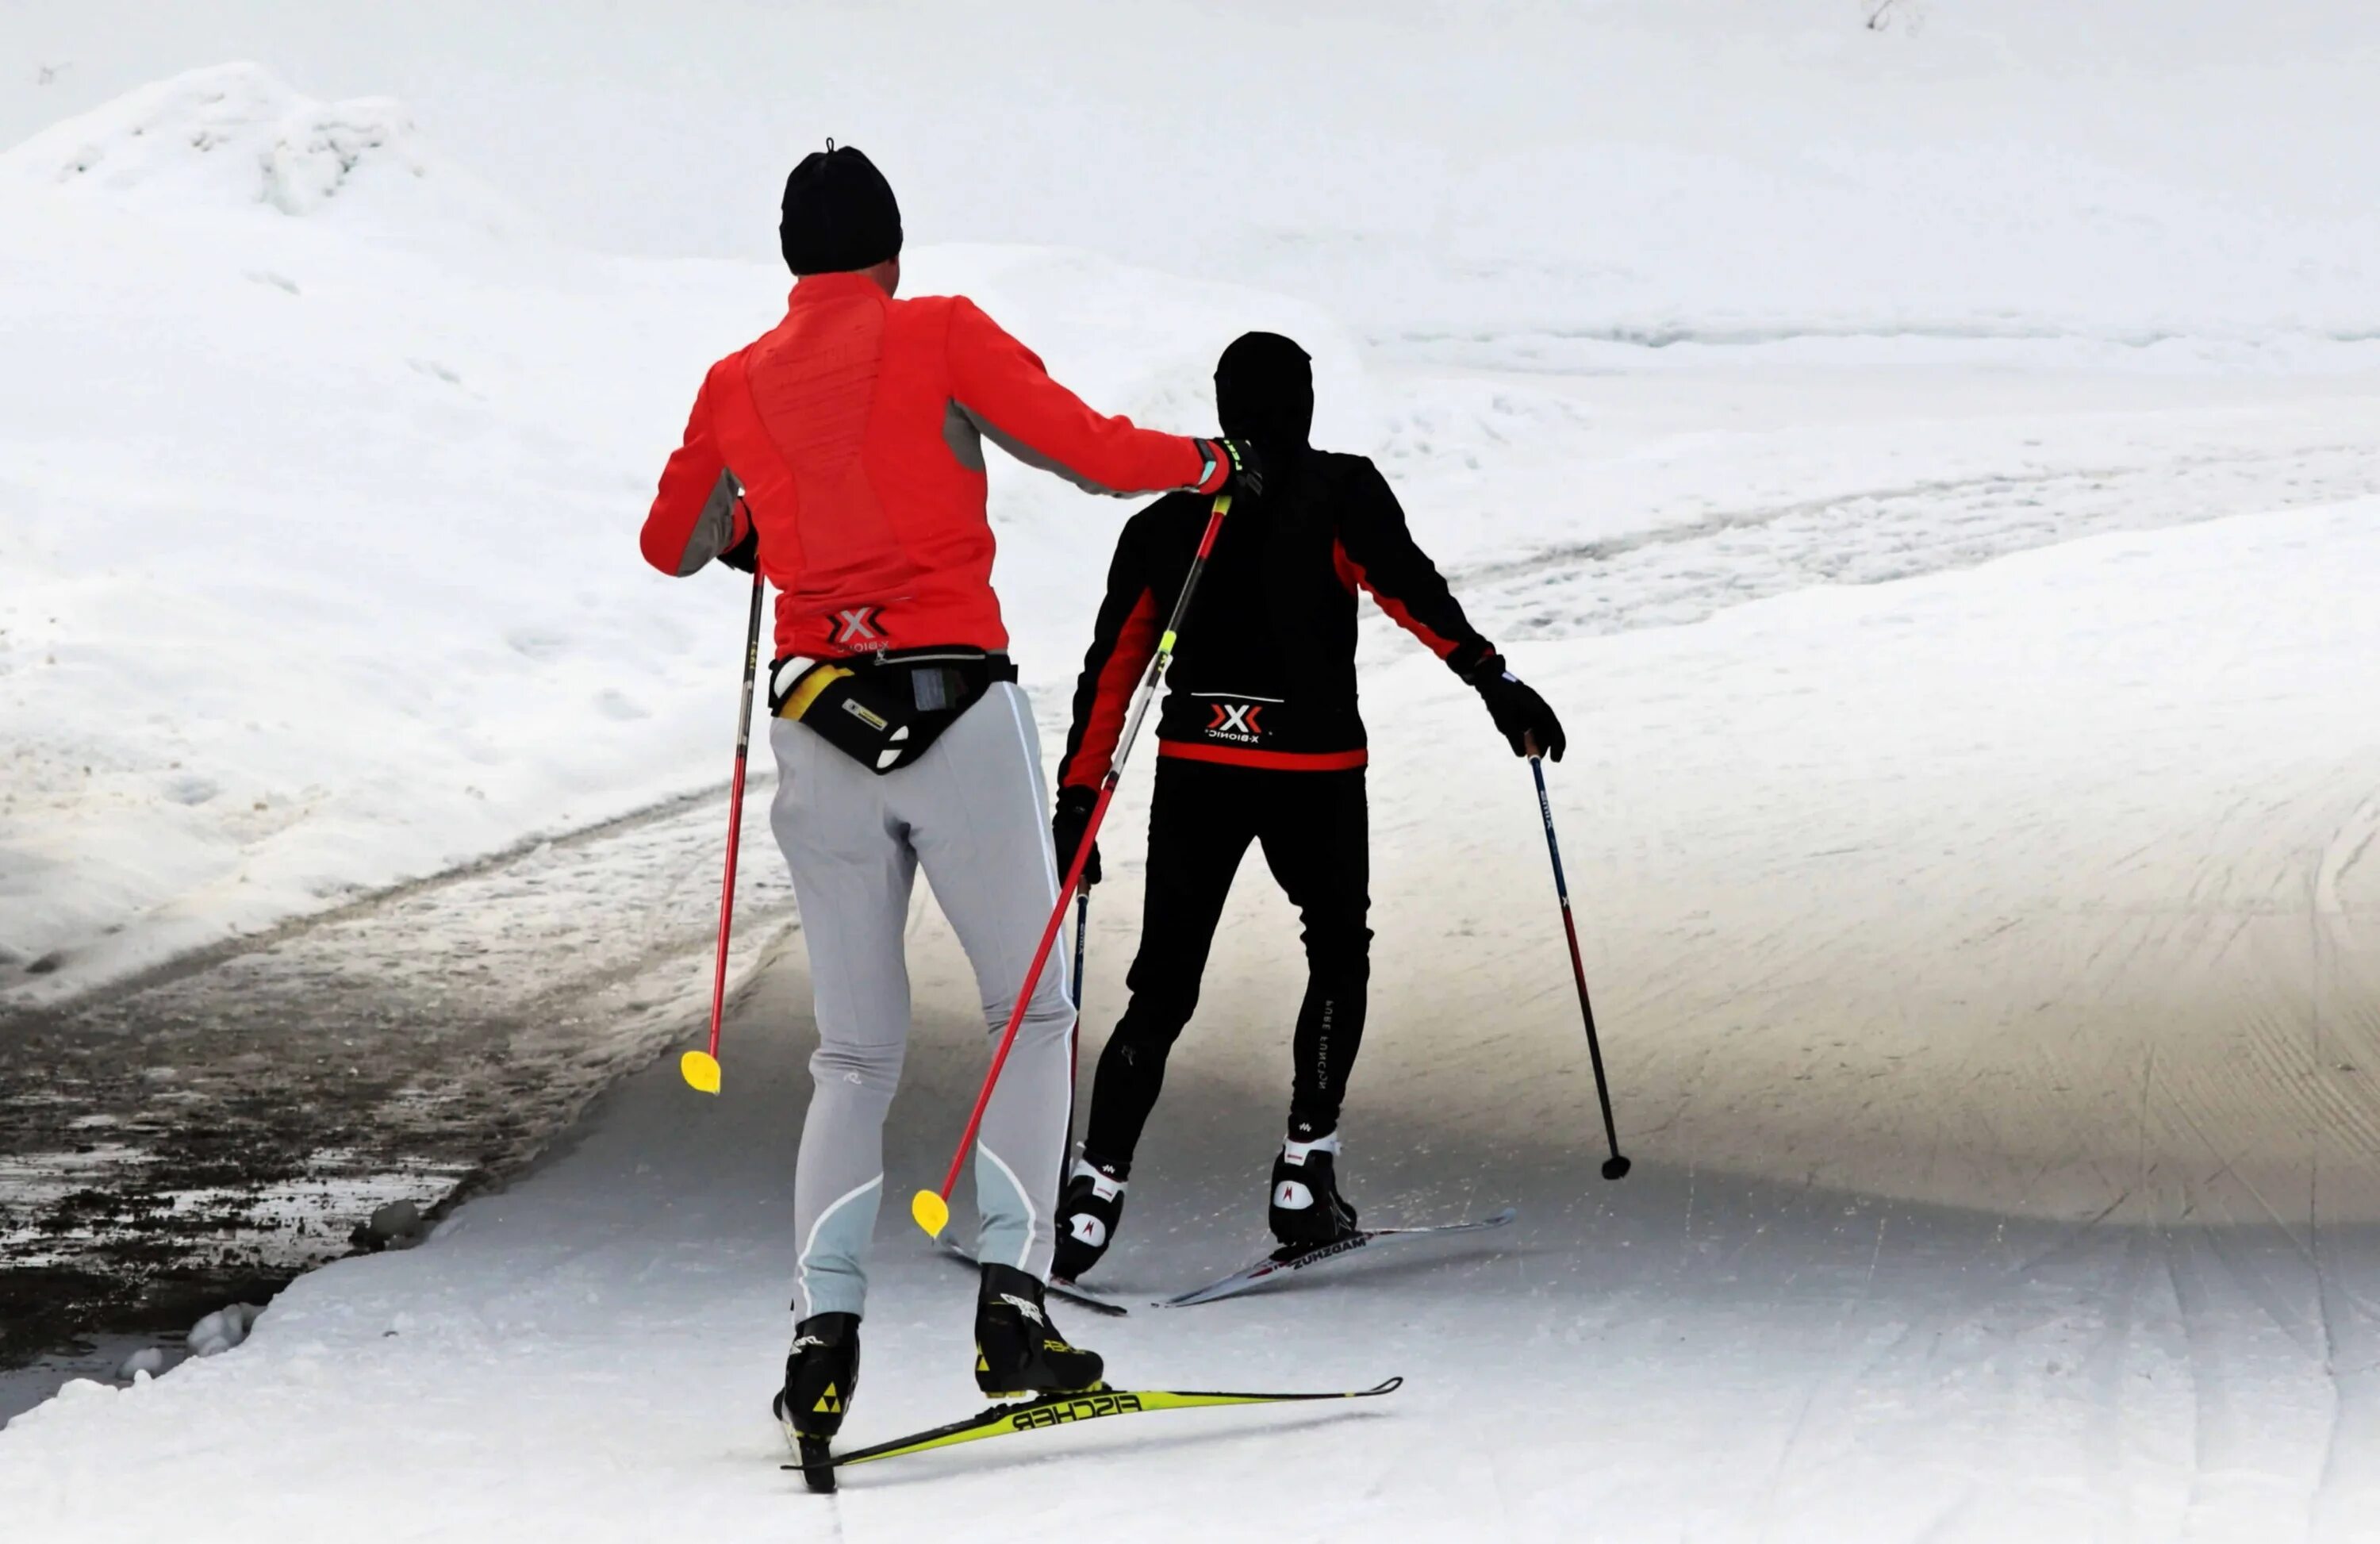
1207, 701, 1264, 744
832, 605, 888, 651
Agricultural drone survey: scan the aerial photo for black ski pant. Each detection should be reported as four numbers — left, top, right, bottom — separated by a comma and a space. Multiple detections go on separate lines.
1081, 757, 1371, 1172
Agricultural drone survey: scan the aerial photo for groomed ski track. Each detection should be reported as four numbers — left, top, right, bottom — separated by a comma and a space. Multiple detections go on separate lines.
7, 495, 2380, 1541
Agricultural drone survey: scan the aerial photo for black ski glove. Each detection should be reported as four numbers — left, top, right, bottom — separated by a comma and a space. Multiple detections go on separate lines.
716, 520, 759, 574
1196, 437, 1265, 499
1470, 656, 1566, 761
1053, 785, 1103, 886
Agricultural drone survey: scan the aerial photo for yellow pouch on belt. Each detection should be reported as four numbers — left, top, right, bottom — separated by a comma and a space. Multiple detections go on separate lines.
777, 663, 854, 723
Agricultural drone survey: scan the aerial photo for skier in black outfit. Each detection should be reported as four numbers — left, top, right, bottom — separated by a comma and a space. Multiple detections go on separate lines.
1048, 331, 1564, 1280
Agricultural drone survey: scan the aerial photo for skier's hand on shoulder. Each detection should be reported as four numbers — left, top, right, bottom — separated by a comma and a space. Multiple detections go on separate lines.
1196, 437, 1264, 499
1469, 656, 1566, 761
1053, 785, 1104, 885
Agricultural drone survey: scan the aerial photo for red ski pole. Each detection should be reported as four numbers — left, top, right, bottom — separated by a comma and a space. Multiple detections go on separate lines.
912, 494, 1233, 1236
681, 563, 767, 1095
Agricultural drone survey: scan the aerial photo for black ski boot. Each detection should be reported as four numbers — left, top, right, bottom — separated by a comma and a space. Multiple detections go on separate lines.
975, 1262, 1105, 1397
1269, 1132, 1360, 1247
773, 1312, 858, 1493
1051, 1156, 1129, 1282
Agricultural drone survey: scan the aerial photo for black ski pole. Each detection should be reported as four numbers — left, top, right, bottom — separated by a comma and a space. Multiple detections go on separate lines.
1069, 888, 1090, 1089
1072, 889, 1090, 1017
1063, 886, 1090, 1185
1529, 752, 1629, 1180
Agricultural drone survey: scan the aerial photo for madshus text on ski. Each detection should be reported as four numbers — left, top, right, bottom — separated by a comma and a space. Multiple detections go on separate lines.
639, 142, 1603, 1489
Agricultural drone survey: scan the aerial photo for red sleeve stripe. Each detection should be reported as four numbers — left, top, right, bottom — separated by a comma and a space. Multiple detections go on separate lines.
1067, 589, 1160, 786
1335, 540, 1459, 659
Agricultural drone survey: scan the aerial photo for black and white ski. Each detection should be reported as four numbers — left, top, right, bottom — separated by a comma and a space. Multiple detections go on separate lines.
1157, 1208, 1518, 1307
934, 1237, 1130, 1316
782, 1377, 1401, 1483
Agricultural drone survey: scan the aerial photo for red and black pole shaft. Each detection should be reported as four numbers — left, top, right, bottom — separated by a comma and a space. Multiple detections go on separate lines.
681, 563, 767, 1095
912, 494, 1233, 1235
1530, 752, 1629, 1179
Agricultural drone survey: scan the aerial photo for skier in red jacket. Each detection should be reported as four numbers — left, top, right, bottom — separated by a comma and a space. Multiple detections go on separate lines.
641, 144, 1255, 1450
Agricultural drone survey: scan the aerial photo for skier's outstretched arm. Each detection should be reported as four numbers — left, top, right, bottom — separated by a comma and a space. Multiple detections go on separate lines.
1332, 459, 1496, 670
945, 300, 1233, 501
640, 368, 754, 576
1336, 459, 1566, 759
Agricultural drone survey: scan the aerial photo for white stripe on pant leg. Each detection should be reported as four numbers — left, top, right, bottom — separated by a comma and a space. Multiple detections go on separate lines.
793, 1173, 883, 1323
1000, 684, 1070, 1010
977, 1142, 1040, 1272
1001, 686, 1062, 908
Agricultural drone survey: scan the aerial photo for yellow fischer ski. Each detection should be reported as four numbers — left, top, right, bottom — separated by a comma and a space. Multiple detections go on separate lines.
784, 1377, 1400, 1481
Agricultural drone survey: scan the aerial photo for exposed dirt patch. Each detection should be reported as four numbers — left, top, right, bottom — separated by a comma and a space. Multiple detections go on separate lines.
0, 788, 795, 1372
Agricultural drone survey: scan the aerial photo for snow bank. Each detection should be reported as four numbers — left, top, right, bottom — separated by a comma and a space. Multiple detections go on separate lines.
0, 62, 528, 243
185, 1304, 263, 1358
5, 56, 2371, 1002
115, 1349, 167, 1380
0, 66, 1361, 1004
5, 1, 2374, 355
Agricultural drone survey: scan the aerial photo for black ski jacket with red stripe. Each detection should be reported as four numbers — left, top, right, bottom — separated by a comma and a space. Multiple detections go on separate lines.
1056, 450, 1493, 787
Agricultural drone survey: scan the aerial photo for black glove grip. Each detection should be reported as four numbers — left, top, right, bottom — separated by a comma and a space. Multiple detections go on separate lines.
1053, 785, 1104, 886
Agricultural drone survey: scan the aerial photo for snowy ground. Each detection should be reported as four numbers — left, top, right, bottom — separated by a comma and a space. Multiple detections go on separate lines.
7, 500, 2378, 1540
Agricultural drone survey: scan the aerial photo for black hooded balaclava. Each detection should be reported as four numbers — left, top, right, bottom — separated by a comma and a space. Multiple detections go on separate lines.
1215, 332, 1314, 467
779, 142, 903, 276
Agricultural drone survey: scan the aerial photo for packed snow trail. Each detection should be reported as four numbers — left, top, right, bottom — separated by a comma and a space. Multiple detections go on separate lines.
7, 501, 2378, 1542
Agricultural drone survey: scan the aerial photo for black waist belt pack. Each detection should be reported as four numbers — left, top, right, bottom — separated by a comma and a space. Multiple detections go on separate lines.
770, 648, 1019, 774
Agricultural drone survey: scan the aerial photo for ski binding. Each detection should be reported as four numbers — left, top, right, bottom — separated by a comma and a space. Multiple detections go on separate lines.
935, 1235, 1130, 1315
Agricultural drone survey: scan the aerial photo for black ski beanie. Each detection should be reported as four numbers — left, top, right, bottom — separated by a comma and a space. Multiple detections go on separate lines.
1215, 331, 1315, 454
778, 142, 903, 276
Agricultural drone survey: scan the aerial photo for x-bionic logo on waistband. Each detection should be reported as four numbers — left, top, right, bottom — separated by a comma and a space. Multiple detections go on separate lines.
832, 606, 887, 650
1207, 702, 1263, 743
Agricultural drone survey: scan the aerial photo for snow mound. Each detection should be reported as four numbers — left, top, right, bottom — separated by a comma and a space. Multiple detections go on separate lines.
186, 1303, 264, 1358
116, 1348, 167, 1381
0, 63, 526, 240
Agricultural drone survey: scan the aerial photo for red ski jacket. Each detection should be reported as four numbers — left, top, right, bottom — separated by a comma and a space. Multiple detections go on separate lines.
642, 272, 1227, 658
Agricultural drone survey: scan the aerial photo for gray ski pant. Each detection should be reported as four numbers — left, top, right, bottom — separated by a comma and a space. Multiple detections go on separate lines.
770, 680, 1075, 1322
